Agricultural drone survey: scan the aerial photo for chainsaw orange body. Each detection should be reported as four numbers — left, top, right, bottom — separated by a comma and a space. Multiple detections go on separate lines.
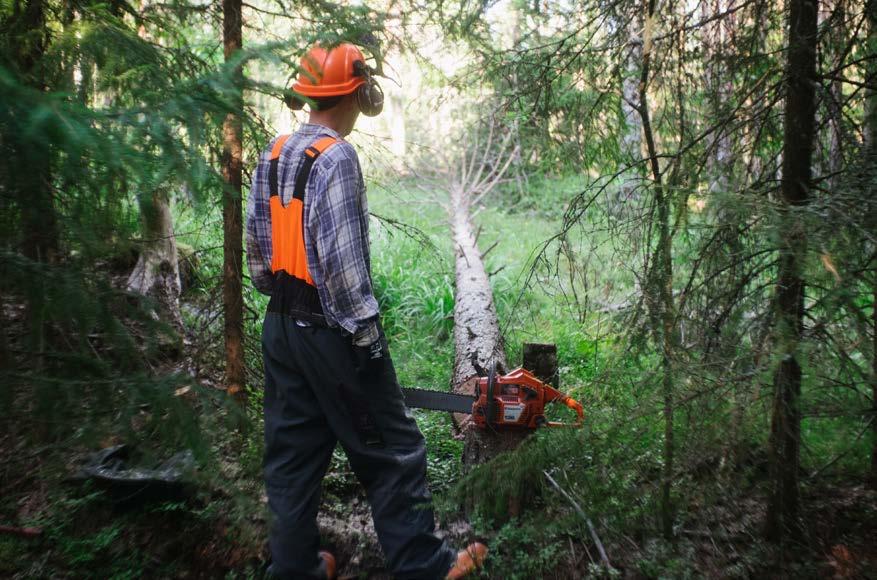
472, 367, 584, 430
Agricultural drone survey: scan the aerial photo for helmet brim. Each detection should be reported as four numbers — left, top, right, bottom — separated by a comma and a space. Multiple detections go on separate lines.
291, 77, 365, 98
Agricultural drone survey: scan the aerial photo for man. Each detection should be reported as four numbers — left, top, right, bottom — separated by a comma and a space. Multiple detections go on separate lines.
245, 43, 487, 580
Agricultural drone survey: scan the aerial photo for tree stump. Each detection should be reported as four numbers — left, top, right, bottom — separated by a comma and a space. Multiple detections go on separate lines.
522, 343, 558, 389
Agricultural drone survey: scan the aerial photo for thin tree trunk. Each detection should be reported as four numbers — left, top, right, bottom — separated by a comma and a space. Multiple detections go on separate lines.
222, 0, 245, 403
17, 0, 58, 267
872, 283, 877, 487
127, 1, 182, 331
611, 7, 644, 215
866, 0, 877, 489
11, 0, 58, 383
822, 0, 846, 190
703, 0, 734, 199
639, 0, 677, 541
765, 0, 818, 543
703, 0, 748, 467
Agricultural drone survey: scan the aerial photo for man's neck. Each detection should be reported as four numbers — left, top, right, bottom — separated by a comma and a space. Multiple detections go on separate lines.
307, 112, 344, 135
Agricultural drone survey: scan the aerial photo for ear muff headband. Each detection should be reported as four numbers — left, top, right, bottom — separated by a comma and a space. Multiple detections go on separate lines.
353, 60, 384, 117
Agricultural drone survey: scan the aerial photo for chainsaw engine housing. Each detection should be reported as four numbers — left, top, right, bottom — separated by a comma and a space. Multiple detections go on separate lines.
472, 367, 583, 430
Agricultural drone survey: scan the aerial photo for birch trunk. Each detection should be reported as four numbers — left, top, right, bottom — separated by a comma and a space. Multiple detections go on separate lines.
613, 9, 644, 215
127, 1, 182, 331
126, 190, 183, 329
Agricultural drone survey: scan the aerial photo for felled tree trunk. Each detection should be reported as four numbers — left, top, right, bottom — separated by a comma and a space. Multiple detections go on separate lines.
127, 190, 183, 330
450, 186, 528, 467
446, 117, 526, 468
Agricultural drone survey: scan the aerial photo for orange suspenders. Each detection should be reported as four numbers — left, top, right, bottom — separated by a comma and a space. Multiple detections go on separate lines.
268, 135, 338, 285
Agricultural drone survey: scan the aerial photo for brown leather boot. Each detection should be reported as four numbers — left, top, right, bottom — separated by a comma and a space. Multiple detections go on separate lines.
445, 542, 488, 579
318, 550, 336, 580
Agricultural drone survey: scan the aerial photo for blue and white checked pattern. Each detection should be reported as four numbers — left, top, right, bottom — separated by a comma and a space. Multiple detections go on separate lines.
246, 123, 380, 345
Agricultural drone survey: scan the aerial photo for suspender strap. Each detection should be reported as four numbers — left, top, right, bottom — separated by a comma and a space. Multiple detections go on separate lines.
268, 135, 290, 198
292, 136, 338, 201
268, 134, 337, 200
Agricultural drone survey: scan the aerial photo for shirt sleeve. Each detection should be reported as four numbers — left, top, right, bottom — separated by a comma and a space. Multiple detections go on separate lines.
245, 148, 275, 296
309, 148, 380, 345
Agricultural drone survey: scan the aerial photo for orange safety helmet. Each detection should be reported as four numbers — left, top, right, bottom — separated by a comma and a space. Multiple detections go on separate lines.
290, 43, 384, 116
293, 43, 366, 97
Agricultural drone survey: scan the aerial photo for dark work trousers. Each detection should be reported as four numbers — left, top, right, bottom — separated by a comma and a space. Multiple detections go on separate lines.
262, 312, 456, 579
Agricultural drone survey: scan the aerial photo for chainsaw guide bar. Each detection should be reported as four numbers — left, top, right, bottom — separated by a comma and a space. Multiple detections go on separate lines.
401, 388, 476, 414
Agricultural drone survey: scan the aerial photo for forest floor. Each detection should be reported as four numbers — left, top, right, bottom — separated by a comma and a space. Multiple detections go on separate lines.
3, 402, 877, 579
2, 178, 876, 578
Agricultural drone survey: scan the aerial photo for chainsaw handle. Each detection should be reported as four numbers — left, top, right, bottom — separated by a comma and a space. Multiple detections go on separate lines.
545, 395, 584, 428
540, 382, 584, 428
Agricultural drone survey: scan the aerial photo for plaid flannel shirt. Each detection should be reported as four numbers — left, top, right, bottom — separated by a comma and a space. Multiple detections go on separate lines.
246, 123, 380, 346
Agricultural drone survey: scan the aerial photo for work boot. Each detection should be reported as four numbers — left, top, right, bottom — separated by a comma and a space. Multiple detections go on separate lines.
445, 542, 488, 579
318, 550, 336, 580
265, 551, 335, 579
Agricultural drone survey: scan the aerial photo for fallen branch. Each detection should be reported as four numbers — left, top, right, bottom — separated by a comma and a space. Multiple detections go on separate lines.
543, 470, 614, 572
0, 525, 43, 538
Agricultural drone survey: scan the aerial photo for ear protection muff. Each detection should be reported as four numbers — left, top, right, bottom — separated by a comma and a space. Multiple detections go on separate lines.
353, 60, 384, 117
285, 92, 305, 111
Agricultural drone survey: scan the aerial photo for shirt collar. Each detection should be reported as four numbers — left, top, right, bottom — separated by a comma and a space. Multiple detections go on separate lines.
298, 123, 343, 140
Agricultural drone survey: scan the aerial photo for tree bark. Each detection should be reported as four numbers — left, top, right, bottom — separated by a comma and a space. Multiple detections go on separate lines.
222, 0, 245, 403
765, 0, 818, 542
611, 5, 644, 215
127, 190, 183, 330
450, 184, 529, 468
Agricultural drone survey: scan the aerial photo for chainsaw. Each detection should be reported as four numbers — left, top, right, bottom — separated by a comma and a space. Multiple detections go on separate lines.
401, 363, 584, 430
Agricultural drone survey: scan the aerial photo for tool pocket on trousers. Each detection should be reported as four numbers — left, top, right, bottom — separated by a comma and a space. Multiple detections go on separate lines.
339, 382, 385, 448
351, 338, 388, 378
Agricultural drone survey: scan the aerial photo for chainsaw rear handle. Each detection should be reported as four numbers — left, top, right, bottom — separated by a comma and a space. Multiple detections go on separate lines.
545, 395, 584, 428
541, 382, 585, 428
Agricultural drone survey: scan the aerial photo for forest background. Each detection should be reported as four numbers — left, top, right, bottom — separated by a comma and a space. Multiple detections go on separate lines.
1, 0, 876, 577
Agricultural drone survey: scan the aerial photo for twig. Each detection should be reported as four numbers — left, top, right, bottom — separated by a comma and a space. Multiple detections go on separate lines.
543, 470, 614, 571
809, 415, 875, 478
481, 240, 499, 259
0, 525, 43, 538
